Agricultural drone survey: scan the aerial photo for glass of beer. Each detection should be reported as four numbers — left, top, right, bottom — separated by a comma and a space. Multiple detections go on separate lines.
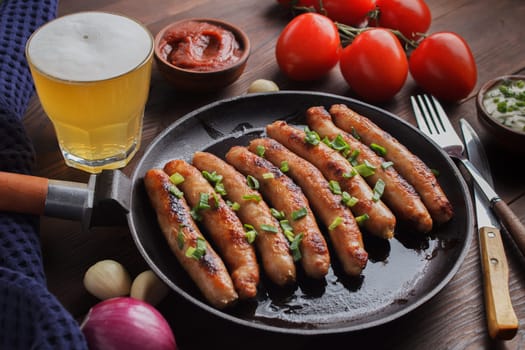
26, 12, 154, 173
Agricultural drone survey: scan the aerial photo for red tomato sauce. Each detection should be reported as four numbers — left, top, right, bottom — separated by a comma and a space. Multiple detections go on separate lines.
160, 21, 243, 72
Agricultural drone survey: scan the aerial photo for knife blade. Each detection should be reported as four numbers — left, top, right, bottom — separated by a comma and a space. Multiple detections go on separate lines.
460, 119, 518, 340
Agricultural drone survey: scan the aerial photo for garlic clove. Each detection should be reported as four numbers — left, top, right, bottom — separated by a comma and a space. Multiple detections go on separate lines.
130, 270, 170, 306
247, 79, 279, 93
83, 259, 132, 300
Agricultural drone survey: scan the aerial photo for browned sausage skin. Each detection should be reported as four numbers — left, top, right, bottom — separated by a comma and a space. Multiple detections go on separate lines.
306, 106, 433, 234
163, 160, 260, 299
225, 145, 331, 279
248, 138, 368, 276
329, 104, 454, 225
192, 151, 296, 286
143, 169, 238, 309
266, 120, 396, 239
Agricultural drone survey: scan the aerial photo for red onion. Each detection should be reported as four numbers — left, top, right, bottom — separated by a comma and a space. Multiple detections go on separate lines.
80, 297, 177, 350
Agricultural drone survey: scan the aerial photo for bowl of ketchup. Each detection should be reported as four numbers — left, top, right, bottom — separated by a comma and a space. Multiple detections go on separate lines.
154, 18, 251, 92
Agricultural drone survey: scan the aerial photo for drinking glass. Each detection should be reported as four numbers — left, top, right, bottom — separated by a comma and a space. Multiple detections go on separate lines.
26, 12, 154, 173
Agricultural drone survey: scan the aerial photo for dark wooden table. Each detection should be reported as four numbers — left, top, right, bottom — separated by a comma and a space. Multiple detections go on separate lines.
22, 0, 525, 349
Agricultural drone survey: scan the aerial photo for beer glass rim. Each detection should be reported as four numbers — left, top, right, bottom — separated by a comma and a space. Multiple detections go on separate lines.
25, 11, 154, 84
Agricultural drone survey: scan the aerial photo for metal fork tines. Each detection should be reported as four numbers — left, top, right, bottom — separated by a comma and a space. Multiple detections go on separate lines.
410, 93, 498, 200
410, 94, 464, 157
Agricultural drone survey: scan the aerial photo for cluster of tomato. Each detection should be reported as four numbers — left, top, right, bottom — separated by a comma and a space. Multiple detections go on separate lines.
275, 0, 477, 103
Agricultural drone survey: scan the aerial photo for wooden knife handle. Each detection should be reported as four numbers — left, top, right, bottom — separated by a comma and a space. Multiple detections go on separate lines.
493, 200, 525, 258
0, 171, 48, 215
479, 226, 519, 340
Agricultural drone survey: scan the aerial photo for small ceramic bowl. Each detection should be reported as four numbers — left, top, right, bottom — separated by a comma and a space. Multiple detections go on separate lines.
476, 75, 525, 152
154, 18, 250, 92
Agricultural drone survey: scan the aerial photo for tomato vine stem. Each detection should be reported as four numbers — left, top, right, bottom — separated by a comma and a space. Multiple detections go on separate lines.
290, 4, 423, 50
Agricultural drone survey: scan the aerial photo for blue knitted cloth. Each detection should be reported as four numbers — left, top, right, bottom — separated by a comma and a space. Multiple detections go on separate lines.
0, 1, 87, 348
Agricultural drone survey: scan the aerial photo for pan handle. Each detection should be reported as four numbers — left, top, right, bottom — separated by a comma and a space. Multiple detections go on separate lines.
0, 170, 131, 227
0, 171, 49, 215
0, 171, 93, 221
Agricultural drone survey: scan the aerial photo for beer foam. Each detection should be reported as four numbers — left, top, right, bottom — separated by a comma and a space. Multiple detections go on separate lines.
27, 12, 153, 82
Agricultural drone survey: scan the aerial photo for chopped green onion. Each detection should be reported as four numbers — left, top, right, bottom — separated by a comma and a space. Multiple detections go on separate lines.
245, 230, 257, 244
256, 145, 265, 157
169, 172, 185, 185
290, 233, 304, 261
201, 170, 222, 184
262, 172, 275, 179
329, 180, 342, 195
246, 175, 259, 189
355, 213, 369, 226
280, 161, 289, 172
283, 230, 295, 242
243, 224, 258, 244
291, 207, 307, 220
168, 185, 184, 199
191, 192, 211, 220
381, 161, 394, 169
372, 179, 386, 202
271, 208, 286, 220
370, 143, 387, 156
196, 193, 211, 210
242, 194, 261, 202
185, 237, 206, 260
341, 191, 359, 207
354, 160, 376, 177
342, 169, 357, 178
304, 127, 320, 145
227, 200, 240, 211
329, 134, 350, 154
322, 136, 331, 146
431, 169, 440, 177
214, 182, 227, 196
279, 220, 293, 232
347, 149, 360, 165
212, 192, 220, 207
176, 225, 185, 250
260, 224, 278, 233
328, 216, 343, 230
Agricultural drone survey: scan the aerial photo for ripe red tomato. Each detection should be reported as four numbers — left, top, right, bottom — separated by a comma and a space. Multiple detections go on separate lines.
315, 0, 376, 26
409, 32, 477, 101
275, 13, 341, 81
339, 28, 408, 102
373, 0, 431, 40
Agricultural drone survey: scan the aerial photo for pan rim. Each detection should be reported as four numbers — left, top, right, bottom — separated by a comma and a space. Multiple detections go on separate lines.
127, 90, 474, 335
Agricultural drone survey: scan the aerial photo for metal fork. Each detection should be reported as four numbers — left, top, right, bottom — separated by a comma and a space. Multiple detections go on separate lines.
411, 94, 525, 257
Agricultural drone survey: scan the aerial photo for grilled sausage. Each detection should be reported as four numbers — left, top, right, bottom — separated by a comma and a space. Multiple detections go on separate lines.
306, 106, 433, 233
266, 120, 396, 239
192, 151, 296, 286
163, 160, 259, 299
248, 138, 368, 276
225, 145, 330, 279
144, 169, 238, 309
329, 104, 454, 225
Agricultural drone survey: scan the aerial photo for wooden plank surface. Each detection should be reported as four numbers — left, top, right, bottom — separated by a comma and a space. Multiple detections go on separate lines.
22, 0, 525, 348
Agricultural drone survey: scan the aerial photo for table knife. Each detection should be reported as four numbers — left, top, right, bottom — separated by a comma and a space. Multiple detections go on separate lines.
460, 119, 518, 340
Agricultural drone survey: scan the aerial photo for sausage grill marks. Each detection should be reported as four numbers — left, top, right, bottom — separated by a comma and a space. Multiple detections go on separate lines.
164, 160, 260, 300
306, 106, 434, 233
248, 138, 368, 276
226, 145, 331, 279
266, 120, 397, 240
143, 104, 454, 309
144, 169, 238, 309
329, 104, 454, 225
192, 151, 297, 287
